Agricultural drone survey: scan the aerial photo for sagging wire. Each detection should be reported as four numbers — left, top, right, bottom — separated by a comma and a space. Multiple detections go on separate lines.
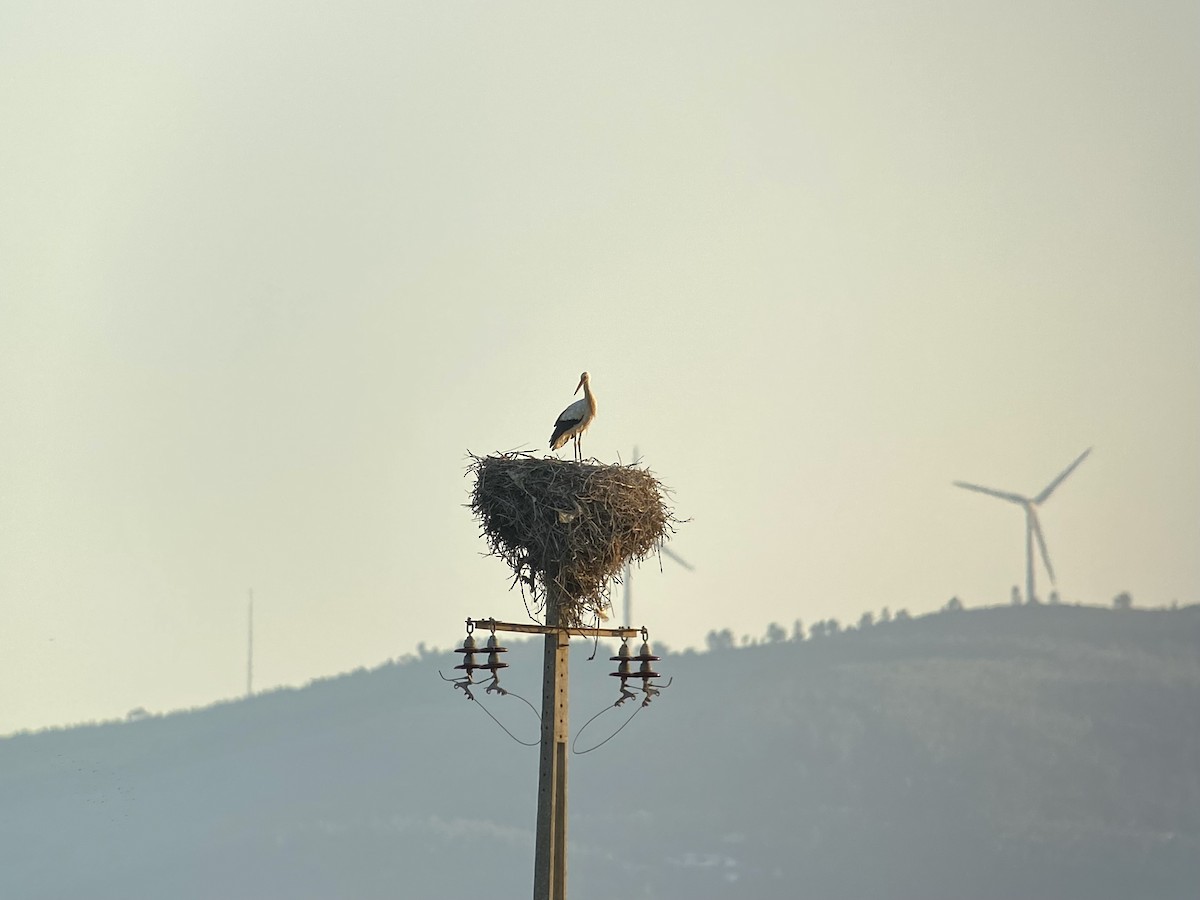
571, 675, 672, 755
440, 618, 542, 747
468, 689, 541, 748
443, 621, 671, 754
571, 702, 641, 755
438, 669, 541, 747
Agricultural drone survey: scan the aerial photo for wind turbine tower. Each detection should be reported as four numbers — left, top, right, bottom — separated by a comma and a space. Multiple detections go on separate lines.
619, 447, 694, 624
954, 448, 1092, 604
622, 546, 694, 626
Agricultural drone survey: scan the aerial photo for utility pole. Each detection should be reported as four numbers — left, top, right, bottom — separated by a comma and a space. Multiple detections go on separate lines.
455, 610, 658, 900
462, 449, 673, 898
534, 597, 569, 900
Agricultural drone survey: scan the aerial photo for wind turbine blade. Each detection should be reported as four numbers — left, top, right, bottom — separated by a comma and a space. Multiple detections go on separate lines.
662, 546, 695, 571
952, 481, 1028, 505
1034, 447, 1092, 505
1030, 510, 1056, 585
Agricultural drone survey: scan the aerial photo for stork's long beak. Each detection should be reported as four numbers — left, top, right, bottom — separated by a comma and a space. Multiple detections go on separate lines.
575, 377, 585, 394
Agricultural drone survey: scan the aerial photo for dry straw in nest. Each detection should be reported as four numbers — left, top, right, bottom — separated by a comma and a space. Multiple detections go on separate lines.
468, 452, 677, 626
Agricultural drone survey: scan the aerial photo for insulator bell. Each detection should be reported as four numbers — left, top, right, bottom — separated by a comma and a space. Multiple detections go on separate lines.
633, 640, 660, 662
481, 633, 508, 671
485, 634, 507, 653
632, 640, 661, 679
609, 640, 635, 678
454, 634, 483, 672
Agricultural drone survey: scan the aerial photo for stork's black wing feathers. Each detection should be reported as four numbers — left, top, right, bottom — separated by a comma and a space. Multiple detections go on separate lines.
550, 416, 582, 448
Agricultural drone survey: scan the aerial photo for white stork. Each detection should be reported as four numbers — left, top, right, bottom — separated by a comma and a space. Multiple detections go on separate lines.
549, 371, 597, 461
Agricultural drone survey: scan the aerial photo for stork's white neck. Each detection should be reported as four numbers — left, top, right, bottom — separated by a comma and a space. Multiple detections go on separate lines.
580, 377, 596, 415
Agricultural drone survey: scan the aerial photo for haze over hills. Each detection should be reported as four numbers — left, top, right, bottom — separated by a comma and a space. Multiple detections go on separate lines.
4, 0, 1197, 740
2, 604, 1198, 899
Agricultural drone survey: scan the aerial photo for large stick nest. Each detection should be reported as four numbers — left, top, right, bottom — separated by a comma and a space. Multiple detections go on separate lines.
468, 452, 677, 626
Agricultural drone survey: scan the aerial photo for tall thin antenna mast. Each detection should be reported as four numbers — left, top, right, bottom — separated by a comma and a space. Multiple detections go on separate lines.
246, 588, 254, 697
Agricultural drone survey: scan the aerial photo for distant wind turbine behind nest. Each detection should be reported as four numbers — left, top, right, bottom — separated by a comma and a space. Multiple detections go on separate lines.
622, 545, 694, 627
620, 447, 694, 625
954, 448, 1092, 604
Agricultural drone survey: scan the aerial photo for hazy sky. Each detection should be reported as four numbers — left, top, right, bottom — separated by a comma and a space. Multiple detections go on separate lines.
3, 1, 1197, 734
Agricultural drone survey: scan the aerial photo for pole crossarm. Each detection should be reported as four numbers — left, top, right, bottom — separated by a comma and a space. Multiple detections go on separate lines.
467, 617, 644, 640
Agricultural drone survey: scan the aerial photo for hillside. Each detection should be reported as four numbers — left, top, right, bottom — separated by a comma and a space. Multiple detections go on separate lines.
2, 605, 1198, 899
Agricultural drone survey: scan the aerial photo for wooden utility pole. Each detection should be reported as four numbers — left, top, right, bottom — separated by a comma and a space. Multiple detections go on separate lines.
463, 614, 645, 900
533, 599, 569, 900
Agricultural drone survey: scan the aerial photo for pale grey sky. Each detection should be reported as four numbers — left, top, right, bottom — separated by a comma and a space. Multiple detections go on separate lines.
2, 1, 1197, 734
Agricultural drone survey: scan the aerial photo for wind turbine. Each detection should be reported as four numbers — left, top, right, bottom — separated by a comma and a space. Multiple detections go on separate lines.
954, 448, 1092, 604
621, 545, 694, 626
618, 447, 694, 624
